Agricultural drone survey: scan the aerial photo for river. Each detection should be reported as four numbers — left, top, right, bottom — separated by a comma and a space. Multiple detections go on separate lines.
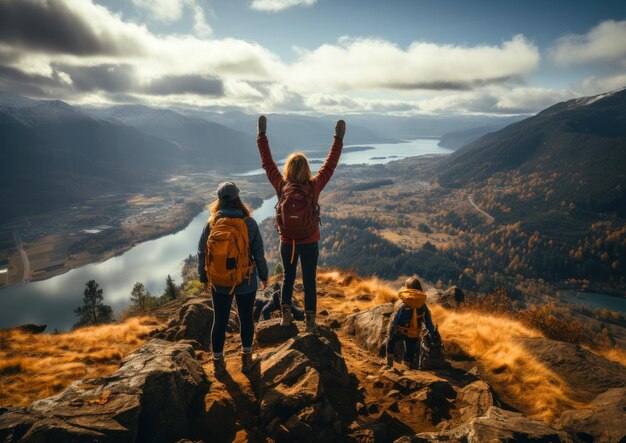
0, 138, 446, 331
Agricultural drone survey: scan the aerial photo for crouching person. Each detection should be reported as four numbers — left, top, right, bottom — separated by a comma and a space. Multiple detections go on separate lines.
385, 276, 435, 369
198, 182, 268, 376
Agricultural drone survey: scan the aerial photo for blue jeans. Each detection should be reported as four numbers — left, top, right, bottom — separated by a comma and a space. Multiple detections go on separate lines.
280, 242, 319, 311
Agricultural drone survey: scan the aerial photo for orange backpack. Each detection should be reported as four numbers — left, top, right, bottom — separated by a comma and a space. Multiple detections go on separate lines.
396, 289, 427, 338
205, 217, 254, 294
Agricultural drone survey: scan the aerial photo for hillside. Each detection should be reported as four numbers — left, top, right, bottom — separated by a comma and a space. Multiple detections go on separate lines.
0, 93, 186, 223
85, 105, 262, 171
1, 272, 624, 442
438, 88, 626, 217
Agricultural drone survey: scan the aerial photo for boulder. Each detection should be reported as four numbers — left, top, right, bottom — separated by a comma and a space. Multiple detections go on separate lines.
153, 296, 214, 345
344, 303, 395, 356
0, 340, 209, 443
257, 327, 352, 441
14, 324, 47, 334
425, 286, 464, 308
410, 406, 571, 443
558, 387, 626, 443
255, 318, 299, 346
456, 380, 499, 421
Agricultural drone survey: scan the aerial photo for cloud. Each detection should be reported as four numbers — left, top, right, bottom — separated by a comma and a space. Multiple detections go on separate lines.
549, 20, 626, 66
144, 75, 224, 96
0, 0, 147, 56
286, 35, 540, 93
250, 0, 316, 12
58, 64, 137, 93
579, 73, 626, 95
416, 87, 574, 114
132, 0, 212, 37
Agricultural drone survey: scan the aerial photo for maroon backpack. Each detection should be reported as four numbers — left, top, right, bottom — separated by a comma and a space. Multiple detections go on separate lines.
275, 182, 320, 241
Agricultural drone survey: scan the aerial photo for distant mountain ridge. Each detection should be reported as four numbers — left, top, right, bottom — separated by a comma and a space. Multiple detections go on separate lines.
438, 87, 626, 216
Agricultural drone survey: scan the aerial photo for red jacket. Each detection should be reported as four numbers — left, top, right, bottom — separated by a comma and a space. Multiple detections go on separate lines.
257, 134, 343, 244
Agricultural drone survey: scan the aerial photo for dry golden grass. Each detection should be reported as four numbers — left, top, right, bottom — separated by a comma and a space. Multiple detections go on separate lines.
318, 270, 397, 305
429, 305, 579, 421
585, 346, 626, 367
0, 317, 161, 407
318, 270, 582, 422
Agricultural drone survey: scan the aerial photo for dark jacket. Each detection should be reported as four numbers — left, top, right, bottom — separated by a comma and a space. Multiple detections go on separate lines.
257, 134, 343, 244
197, 209, 269, 295
388, 303, 435, 337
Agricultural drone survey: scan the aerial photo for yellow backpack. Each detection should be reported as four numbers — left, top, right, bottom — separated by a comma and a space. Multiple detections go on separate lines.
205, 217, 254, 294
396, 289, 427, 338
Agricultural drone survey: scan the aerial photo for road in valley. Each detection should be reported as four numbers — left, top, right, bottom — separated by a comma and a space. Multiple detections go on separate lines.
468, 194, 495, 222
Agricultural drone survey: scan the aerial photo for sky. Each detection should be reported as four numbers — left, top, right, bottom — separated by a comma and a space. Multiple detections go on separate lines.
0, 0, 625, 115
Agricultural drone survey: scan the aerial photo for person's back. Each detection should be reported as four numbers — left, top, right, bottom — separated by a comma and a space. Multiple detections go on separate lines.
386, 276, 435, 369
197, 182, 268, 376
256, 115, 346, 332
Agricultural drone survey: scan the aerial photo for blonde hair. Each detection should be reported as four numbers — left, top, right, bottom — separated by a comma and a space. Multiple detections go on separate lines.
283, 152, 312, 184
208, 197, 250, 225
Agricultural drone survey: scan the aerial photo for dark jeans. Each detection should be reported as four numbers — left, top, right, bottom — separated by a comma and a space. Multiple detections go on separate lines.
387, 334, 420, 364
260, 298, 305, 321
211, 291, 255, 356
280, 242, 319, 311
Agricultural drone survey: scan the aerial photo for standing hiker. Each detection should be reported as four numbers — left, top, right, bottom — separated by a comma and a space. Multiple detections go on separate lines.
256, 115, 345, 332
197, 182, 268, 376
385, 276, 436, 369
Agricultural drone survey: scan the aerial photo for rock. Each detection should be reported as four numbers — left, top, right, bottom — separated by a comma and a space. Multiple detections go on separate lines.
411, 406, 570, 442
381, 370, 455, 398
13, 324, 47, 334
0, 340, 209, 443
346, 418, 387, 442
257, 327, 353, 441
344, 303, 395, 356
319, 310, 329, 316
558, 387, 626, 443
153, 296, 214, 346
329, 319, 341, 329
256, 318, 299, 346
425, 286, 465, 309
516, 337, 626, 403
456, 380, 498, 420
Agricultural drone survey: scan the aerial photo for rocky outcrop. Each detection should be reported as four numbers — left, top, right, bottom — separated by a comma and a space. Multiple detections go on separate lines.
0, 340, 209, 443
425, 286, 464, 308
558, 387, 626, 443
152, 296, 214, 345
258, 327, 353, 441
407, 407, 571, 442
343, 303, 394, 356
515, 337, 626, 403
255, 318, 299, 346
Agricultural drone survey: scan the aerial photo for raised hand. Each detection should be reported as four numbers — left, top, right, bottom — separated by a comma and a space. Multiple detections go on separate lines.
334, 119, 346, 141
258, 115, 267, 136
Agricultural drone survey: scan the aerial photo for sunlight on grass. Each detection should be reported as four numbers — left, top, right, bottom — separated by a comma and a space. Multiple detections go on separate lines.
0, 316, 161, 407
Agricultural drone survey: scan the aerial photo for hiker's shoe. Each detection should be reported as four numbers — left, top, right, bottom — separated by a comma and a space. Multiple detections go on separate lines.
281, 304, 294, 327
241, 351, 259, 373
385, 354, 394, 368
305, 310, 317, 333
213, 356, 226, 377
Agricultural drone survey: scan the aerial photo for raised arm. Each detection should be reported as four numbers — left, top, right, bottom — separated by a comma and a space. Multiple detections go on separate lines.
256, 115, 284, 193
312, 120, 345, 194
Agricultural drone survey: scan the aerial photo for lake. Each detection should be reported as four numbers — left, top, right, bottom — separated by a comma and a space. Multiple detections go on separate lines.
562, 291, 626, 314
0, 138, 445, 331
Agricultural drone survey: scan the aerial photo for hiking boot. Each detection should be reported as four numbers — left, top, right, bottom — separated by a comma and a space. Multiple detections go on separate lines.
385, 354, 394, 368
213, 356, 226, 377
241, 351, 259, 373
305, 310, 317, 333
281, 304, 294, 327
